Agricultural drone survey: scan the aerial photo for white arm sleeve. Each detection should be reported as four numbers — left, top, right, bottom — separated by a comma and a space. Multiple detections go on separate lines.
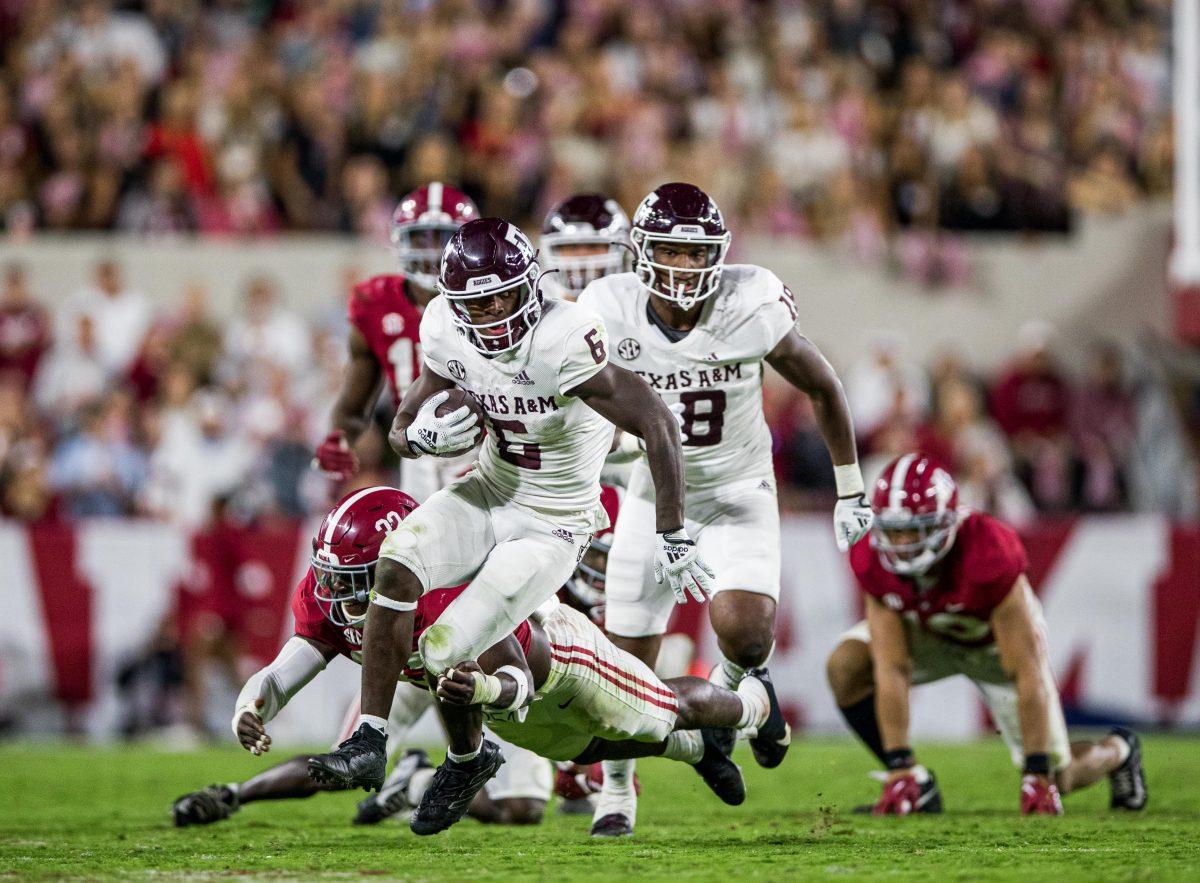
231, 636, 328, 737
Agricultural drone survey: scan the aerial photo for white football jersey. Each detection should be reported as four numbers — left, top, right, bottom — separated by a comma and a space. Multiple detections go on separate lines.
578, 264, 797, 490
419, 295, 612, 524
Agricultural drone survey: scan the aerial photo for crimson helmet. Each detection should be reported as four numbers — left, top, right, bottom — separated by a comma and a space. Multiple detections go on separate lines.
438, 217, 544, 355
541, 193, 632, 298
630, 182, 731, 309
390, 182, 479, 290
310, 486, 418, 627
565, 485, 620, 619
869, 453, 961, 576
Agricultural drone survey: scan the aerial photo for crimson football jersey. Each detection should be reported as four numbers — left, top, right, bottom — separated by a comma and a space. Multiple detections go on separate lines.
347, 274, 424, 407
290, 569, 532, 680
850, 512, 1028, 647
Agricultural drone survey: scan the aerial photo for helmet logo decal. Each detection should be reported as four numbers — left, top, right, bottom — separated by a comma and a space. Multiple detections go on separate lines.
617, 338, 641, 360
448, 360, 466, 380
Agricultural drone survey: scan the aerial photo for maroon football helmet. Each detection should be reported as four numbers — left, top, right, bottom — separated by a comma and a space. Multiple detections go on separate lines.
630, 182, 731, 309
390, 182, 479, 290
541, 193, 632, 298
438, 217, 544, 355
870, 453, 961, 576
310, 486, 418, 626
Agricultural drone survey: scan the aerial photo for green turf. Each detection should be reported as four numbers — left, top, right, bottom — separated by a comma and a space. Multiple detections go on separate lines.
0, 736, 1196, 881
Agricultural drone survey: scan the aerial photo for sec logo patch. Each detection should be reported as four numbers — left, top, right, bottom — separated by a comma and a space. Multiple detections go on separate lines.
448, 360, 467, 380
617, 338, 641, 360
382, 312, 405, 335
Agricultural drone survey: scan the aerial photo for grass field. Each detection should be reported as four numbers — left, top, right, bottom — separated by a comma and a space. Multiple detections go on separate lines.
1, 736, 1197, 881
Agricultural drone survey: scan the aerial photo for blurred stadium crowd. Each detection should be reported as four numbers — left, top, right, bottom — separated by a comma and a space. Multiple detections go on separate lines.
0, 256, 1137, 526
0, 0, 1175, 284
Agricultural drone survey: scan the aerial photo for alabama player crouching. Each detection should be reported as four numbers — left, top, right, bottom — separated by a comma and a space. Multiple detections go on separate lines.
825, 453, 1147, 816
172, 487, 550, 828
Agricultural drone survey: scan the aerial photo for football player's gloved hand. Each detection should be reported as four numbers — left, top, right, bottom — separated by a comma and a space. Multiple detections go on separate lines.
873, 771, 920, 816
313, 430, 358, 479
404, 390, 481, 458
1020, 774, 1063, 816
834, 494, 874, 552
654, 527, 715, 604
232, 697, 271, 756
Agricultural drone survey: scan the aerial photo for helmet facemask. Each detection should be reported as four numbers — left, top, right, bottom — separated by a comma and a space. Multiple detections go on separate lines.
568, 534, 610, 609
310, 556, 374, 627
870, 510, 960, 577
392, 222, 460, 290
632, 230, 731, 310
440, 263, 545, 356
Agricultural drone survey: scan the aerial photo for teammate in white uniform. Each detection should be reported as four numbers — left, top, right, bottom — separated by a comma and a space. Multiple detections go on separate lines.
577, 182, 873, 837
308, 218, 711, 836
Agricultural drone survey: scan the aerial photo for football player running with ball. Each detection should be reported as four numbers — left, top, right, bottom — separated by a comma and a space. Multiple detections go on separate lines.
307, 218, 709, 835
826, 453, 1147, 816
577, 182, 869, 836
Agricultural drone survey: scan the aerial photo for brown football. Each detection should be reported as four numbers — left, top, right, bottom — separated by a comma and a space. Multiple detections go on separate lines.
435, 388, 485, 426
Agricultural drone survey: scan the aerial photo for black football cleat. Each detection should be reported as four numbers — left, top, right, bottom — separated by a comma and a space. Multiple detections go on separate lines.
307, 724, 388, 792
353, 748, 433, 825
1108, 727, 1147, 811
590, 813, 634, 838
172, 784, 239, 827
745, 668, 791, 768
853, 769, 943, 814
410, 740, 504, 836
692, 729, 746, 806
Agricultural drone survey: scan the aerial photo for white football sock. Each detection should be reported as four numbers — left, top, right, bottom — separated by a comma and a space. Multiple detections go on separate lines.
1112, 735, 1132, 765
709, 659, 746, 691
358, 714, 388, 736
663, 730, 704, 765
447, 738, 482, 763
735, 676, 770, 730
600, 758, 635, 795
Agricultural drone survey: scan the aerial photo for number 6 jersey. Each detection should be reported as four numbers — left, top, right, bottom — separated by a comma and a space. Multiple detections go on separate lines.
418, 294, 613, 524
578, 264, 797, 491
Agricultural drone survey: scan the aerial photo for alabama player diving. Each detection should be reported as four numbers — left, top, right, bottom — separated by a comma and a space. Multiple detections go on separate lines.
172, 487, 779, 827
825, 453, 1147, 815
576, 182, 871, 836
306, 217, 746, 836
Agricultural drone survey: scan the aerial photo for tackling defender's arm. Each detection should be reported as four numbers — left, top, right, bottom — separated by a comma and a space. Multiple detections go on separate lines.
435, 634, 542, 710
231, 635, 338, 754
864, 595, 914, 769
991, 575, 1052, 764
765, 330, 872, 551
567, 363, 683, 531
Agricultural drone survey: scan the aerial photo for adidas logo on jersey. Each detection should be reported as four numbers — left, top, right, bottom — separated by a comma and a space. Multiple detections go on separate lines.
512, 370, 534, 385
552, 528, 574, 543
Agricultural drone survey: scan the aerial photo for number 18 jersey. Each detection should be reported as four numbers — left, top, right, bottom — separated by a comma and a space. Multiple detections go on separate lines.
578, 265, 797, 490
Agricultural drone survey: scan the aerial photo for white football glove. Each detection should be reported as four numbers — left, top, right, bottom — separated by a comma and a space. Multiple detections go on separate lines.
404, 390, 481, 458
834, 494, 874, 552
654, 527, 715, 604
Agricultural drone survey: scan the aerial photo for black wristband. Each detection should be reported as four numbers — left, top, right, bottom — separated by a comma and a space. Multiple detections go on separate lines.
1023, 753, 1051, 776
883, 748, 915, 771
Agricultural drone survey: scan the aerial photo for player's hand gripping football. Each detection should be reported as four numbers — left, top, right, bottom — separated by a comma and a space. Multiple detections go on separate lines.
834, 494, 874, 552
872, 771, 921, 815
231, 697, 271, 756
654, 527, 715, 604
404, 390, 481, 457
313, 429, 358, 479
1020, 774, 1064, 816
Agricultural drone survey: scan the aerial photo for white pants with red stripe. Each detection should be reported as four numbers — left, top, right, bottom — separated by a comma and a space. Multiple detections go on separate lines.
487, 604, 679, 762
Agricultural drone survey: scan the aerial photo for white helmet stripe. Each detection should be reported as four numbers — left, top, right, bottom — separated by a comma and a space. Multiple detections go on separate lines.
888, 453, 918, 511
323, 485, 394, 545
428, 181, 443, 213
